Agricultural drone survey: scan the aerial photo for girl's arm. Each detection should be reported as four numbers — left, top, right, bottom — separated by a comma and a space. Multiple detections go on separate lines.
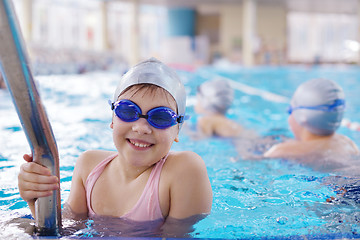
65, 151, 93, 218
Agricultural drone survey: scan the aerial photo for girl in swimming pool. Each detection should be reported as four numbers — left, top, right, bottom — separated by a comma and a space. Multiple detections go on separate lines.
264, 78, 359, 173
17, 58, 212, 225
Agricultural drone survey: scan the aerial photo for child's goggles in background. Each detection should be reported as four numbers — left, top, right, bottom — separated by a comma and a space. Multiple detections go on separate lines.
110, 99, 187, 129
287, 99, 345, 115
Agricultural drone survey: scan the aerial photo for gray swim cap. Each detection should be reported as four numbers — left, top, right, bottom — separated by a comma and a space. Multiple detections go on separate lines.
197, 78, 234, 114
290, 78, 345, 136
113, 58, 186, 120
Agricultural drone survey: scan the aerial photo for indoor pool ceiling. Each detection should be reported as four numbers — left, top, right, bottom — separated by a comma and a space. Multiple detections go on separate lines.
112, 0, 358, 14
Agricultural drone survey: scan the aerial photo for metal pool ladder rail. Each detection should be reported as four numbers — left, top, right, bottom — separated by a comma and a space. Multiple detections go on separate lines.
0, 0, 61, 236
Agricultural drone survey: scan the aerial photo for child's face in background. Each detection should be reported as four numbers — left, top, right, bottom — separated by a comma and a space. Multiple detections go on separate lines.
111, 86, 180, 167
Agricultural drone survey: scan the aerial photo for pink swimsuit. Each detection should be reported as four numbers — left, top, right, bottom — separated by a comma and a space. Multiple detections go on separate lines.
85, 153, 167, 222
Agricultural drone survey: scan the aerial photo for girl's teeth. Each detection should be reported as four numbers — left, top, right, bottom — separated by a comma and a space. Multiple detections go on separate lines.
131, 141, 150, 148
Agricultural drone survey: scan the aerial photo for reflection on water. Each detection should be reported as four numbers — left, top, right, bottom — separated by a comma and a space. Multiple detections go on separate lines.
6, 212, 206, 238
69, 215, 203, 238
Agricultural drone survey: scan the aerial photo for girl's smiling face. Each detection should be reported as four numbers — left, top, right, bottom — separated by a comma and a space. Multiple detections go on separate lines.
111, 85, 180, 168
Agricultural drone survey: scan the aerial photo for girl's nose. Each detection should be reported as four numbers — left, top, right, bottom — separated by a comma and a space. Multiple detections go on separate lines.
132, 118, 152, 134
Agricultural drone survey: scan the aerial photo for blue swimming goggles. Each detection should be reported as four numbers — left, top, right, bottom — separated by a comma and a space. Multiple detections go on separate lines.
110, 99, 188, 129
287, 99, 345, 115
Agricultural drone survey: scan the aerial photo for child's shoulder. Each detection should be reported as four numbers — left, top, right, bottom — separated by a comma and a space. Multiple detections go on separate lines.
161, 151, 211, 199
164, 151, 206, 175
76, 150, 117, 174
333, 134, 360, 155
167, 150, 203, 163
264, 139, 308, 158
78, 149, 116, 161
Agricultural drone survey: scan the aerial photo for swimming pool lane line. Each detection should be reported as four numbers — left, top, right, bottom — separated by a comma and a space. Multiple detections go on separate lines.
227, 78, 290, 103
205, 73, 290, 103
342, 118, 360, 131
0, 0, 61, 236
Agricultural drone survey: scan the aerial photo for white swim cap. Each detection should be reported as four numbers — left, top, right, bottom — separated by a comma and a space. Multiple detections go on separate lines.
113, 58, 186, 119
197, 78, 234, 114
290, 78, 345, 136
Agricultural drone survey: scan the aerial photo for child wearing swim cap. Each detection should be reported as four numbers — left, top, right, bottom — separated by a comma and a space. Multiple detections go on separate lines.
194, 78, 243, 137
17, 58, 212, 228
264, 78, 359, 172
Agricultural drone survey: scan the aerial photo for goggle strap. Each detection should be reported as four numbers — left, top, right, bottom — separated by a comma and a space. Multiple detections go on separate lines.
177, 116, 184, 124
108, 100, 115, 110
177, 115, 190, 123
288, 99, 345, 114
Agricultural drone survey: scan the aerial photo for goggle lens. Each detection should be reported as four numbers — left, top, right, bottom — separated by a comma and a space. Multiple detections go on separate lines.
116, 101, 140, 122
148, 108, 177, 129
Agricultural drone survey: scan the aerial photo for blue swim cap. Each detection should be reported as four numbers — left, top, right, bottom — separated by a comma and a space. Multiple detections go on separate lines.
290, 78, 345, 136
197, 78, 234, 114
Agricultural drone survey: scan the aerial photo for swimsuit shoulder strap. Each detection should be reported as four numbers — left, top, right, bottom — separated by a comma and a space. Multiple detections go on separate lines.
85, 153, 118, 216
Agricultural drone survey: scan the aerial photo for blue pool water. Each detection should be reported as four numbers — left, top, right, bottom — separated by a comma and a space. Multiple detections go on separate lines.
0, 65, 360, 239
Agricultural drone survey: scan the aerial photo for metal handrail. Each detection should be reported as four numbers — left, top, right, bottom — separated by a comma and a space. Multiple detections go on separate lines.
0, 0, 61, 236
